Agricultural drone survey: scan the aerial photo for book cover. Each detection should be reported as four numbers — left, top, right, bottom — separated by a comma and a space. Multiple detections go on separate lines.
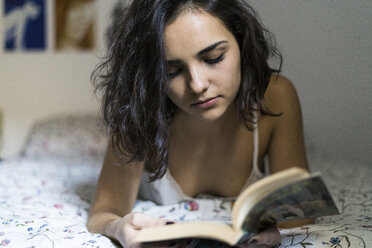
242, 175, 339, 236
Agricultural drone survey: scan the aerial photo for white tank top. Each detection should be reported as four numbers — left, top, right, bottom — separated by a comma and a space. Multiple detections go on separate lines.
138, 116, 264, 205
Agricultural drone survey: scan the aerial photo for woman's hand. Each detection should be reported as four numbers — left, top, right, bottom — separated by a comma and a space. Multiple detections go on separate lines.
107, 212, 172, 248
238, 226, 281, 248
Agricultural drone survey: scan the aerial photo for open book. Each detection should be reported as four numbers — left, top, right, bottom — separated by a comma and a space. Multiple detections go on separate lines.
135, 167, 339, 246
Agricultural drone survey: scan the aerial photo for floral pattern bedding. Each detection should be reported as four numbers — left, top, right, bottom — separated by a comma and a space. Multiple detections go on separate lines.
0, 155, 370, 248
0, 157, 115, 248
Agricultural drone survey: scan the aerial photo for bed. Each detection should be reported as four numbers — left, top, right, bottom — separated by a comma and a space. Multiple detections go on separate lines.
0, 113, 371, 247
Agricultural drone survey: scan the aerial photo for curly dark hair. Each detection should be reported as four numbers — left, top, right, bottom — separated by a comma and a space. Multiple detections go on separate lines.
92, 0, 282, 181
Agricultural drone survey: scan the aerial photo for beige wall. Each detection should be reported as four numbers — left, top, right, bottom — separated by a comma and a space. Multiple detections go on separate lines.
1, 0, 371, 163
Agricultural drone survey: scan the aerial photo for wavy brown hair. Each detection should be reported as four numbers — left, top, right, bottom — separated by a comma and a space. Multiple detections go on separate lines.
92, 0, 282, 181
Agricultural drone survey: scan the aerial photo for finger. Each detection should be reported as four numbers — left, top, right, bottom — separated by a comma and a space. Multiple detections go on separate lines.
123, 223, 145, 247
129, 212, 167, 228
247, 226, 281, 246
124, 224, 170, 248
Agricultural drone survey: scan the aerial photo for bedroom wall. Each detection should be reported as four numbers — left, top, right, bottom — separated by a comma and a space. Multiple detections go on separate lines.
1, 0, 371, 164
251, 0, 372, 164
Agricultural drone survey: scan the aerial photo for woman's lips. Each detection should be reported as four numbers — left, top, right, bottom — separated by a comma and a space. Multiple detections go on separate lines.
192, 97, 219, 109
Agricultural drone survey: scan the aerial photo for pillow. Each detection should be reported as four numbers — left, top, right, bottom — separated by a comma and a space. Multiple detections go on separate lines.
22, 113, 108, 160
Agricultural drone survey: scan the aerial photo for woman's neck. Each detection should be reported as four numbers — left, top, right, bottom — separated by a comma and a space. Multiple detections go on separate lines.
171, 105, 242, 140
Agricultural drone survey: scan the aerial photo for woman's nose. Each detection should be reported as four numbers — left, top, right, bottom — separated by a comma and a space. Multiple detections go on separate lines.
188, 65, 209, 94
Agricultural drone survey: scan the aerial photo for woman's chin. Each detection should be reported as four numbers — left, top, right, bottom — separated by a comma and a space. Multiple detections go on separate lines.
190, 107, 232, 123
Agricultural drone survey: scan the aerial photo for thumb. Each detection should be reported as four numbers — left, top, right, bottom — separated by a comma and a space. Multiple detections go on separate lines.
247, 226, 281, 246
128, 212, 167, 228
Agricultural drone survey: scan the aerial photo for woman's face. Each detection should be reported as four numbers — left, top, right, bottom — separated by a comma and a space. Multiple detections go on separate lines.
164, 10, 241, 122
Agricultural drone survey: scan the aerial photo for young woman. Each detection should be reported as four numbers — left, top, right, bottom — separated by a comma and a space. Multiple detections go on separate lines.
88, 0, 310, 247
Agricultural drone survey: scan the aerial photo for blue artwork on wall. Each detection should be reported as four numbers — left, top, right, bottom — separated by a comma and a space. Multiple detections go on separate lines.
3, 0, 46, 51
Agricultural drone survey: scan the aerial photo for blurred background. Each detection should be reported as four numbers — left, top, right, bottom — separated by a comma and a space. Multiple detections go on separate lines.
0, 0, 371, 164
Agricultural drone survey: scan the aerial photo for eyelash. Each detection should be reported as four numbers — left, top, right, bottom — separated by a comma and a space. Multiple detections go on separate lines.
168, 53, 225, 79
205, 53, 225, 65
168, 69, 182, 79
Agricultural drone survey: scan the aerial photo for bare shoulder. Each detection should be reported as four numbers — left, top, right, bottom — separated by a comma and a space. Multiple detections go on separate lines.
263, 74, 301, 115
263, 75, 309, 173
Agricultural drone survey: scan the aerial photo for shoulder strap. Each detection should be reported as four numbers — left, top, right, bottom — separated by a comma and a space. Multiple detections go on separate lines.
252, 110, 262, 175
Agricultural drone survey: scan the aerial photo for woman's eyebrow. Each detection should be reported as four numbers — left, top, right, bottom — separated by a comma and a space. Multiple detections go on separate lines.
197, 40, 228, 56
167, 40, 228, 65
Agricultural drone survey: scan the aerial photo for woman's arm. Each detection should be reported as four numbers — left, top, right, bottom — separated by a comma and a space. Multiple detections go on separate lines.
265, 75, 313, 229
87, 144, 142, 231
265, 75, 309, 173
87, 145, 166, 247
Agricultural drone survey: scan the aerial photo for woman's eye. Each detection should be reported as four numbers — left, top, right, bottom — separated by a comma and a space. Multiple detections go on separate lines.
205, 53, 225, 65
168, 68, 182, 79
